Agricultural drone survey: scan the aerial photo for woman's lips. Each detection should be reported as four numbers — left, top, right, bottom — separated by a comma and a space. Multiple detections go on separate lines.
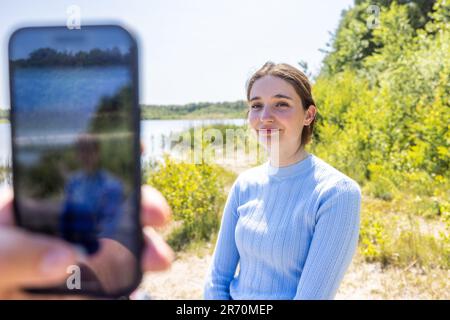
257, 128, 281, 135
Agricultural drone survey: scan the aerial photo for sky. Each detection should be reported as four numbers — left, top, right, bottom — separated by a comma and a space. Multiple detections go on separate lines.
0, 0, 354, 107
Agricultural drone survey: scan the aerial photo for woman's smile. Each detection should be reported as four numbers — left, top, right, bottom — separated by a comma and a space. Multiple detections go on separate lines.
257, 128, 282, 136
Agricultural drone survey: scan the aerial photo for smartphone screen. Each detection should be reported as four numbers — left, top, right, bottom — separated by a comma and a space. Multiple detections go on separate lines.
8, 25, 142, 298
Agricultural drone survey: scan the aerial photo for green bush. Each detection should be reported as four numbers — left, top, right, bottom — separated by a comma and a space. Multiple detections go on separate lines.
359, 206, 393, 265
146, 155, 232, 250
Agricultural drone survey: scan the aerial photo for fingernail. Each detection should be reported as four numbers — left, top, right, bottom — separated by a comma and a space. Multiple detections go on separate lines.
40, 248, 73, 275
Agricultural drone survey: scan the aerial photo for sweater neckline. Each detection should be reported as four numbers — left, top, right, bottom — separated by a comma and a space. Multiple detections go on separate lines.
266, 153, 313, 179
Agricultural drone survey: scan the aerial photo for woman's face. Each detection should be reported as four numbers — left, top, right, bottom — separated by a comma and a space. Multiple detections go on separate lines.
247, 75, 315, 160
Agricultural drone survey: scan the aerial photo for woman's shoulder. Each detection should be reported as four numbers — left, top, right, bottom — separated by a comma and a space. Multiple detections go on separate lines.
309, 154, 361, 195
231, 162, 269, 190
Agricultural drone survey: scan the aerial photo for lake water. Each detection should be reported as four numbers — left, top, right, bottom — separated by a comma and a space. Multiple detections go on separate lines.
11, 66, 135, 157
0, 118, 246, 186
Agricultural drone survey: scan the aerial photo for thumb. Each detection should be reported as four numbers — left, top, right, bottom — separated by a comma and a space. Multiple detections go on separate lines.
0, 227, 78, 290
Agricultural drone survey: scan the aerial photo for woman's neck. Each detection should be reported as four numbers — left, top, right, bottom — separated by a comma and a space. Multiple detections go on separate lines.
269, 147, 309, 168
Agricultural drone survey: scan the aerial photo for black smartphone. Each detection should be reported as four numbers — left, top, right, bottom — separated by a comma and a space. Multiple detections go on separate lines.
8, 25, 143, 298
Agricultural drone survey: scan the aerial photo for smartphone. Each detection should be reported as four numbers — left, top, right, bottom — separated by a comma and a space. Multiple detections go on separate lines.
8, 25, 143, 298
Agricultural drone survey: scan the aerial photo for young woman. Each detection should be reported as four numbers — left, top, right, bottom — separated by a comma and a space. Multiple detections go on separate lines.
204, 62, 361, 300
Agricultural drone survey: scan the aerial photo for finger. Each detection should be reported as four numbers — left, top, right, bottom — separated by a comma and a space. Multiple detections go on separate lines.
0, 188, 14, 226
0, 227, 78, 290
141, 227, 174, 271
141, 185, 171, 228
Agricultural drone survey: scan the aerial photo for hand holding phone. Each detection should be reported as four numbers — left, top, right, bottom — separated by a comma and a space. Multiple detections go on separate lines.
0, 185, 174, 299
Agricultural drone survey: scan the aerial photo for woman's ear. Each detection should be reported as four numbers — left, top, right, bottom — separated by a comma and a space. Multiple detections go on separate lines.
304, 105, 317, 126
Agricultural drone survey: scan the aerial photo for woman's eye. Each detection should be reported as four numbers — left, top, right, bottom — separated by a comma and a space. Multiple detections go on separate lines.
251, 104, 262, 109
275, 102, 289, 107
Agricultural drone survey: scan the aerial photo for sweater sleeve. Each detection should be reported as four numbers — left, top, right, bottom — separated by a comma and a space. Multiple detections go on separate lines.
204, 181, 240, 300
294, 179, 361, 300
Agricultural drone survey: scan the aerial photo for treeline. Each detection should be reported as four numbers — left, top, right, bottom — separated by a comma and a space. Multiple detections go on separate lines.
11, 47, 131, 67
141, 100, 247, 119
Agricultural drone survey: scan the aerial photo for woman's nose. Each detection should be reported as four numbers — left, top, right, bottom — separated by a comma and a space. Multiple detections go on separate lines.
260, 105, 274, 122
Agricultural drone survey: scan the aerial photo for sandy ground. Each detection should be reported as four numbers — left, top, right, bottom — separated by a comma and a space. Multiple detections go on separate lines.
138, 249, 449, 300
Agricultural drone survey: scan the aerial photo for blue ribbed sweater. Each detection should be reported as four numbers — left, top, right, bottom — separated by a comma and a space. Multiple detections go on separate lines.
204, 153, 361, 300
